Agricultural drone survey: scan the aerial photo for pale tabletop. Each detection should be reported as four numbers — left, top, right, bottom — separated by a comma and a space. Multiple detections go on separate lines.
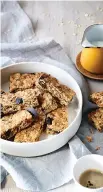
1, 1, 103, 192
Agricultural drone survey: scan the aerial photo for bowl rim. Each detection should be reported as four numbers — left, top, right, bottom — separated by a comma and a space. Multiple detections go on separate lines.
1, 61, 83, 146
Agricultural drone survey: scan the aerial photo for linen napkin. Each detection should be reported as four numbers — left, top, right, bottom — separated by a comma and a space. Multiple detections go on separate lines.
0, 1, 102, 191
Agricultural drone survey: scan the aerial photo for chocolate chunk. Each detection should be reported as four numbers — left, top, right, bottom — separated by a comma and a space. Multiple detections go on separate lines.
27, 107, 38, 118
5, 130, 11, 138
54, 131, 60, 134
39, 74, 48, 80
46, 117, 53, 125
16, 97, 23, 104
89, 183, 93, 186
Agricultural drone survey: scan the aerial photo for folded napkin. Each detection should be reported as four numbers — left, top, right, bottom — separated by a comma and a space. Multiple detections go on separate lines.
0, 1, 102, 191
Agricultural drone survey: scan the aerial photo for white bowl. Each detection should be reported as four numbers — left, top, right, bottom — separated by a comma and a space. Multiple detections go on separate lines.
1, 62, 82, 157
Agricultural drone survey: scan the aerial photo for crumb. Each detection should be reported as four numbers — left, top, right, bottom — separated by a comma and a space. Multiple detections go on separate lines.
78, 25, 81, 28
95, 146, 100, 151
76, 40, 81, 45
68, 21, 71, 24
82, 140, 86, 144
89, 128, 94, 134
86, 136, 93, 142
99, 8, 103, 12
73, 33, 77, 36
85, 13, 89, 17
60, 22, 64, 26
97, 7, 100, 10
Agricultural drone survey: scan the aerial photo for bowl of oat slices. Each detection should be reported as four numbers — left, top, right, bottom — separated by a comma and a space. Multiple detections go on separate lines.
0, 62, 82, 157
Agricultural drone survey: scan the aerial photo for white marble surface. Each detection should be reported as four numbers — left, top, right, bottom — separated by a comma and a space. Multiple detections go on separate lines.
1, 1, 103, 192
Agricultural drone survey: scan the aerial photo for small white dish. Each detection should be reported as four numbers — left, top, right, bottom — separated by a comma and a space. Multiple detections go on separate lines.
73, 154, 103, 192
82, 24, 103, 47
1, 62, 82, 157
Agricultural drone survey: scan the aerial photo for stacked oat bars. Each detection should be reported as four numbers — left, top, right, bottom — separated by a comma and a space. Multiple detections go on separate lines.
0, 72, 75, 142
88, 92, 103, 132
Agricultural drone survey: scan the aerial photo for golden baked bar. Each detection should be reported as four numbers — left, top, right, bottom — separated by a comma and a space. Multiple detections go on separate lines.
1, 110, 33, 139
10, 73, 37, 92
39, 92, 59, 114
88, 108, 103, 132
0, 89, 40, 115
14, 116, 45, 142
90, 92, 103, 107
36, 73, 75, 106
46, 107, 68, 134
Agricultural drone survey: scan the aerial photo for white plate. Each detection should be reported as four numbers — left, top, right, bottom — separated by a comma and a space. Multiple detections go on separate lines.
1, 62, 82, 157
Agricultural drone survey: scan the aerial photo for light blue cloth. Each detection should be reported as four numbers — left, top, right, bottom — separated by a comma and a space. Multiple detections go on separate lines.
0, 1, 102, 191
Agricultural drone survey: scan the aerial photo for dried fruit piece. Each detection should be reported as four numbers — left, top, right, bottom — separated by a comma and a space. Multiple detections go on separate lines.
27, 107, 38, 118
15, 97, 23, 104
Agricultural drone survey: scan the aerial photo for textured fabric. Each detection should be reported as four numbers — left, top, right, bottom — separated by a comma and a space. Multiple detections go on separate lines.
0, 1, 102, 191
1, 1, 36, 43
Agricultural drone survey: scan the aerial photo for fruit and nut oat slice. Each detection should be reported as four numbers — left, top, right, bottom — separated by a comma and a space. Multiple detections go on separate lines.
38, 92, 59, 114
90, 92, 103, 107
36, 73, 75, 105
14, 115, 45, 142
9, 73, 39, 92
0, 89, 40, 115
46, 107, 68, 134
1, 110, 34, 140
88, 108, 103, 132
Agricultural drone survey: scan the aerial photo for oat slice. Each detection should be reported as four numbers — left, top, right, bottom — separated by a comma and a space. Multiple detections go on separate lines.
88, 108, 103, 132
36, 73, 75, 106
46, 107, 68, 134
1, 110, 34, 139
90, 92, 103, 107
0, 89, 41, 115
